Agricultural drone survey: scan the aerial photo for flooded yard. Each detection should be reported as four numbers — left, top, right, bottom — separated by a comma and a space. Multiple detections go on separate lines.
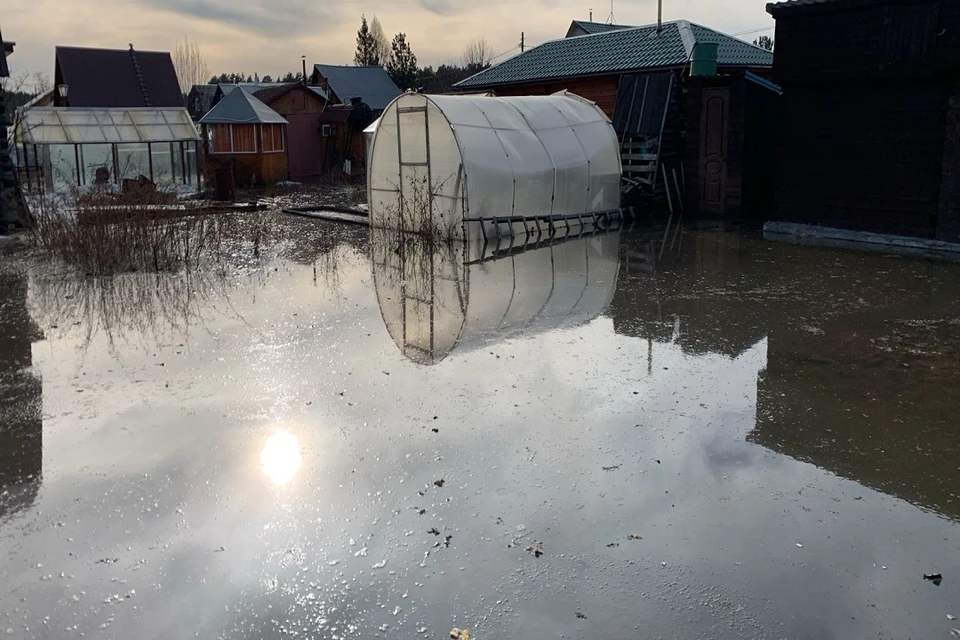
2, 220, 960, 639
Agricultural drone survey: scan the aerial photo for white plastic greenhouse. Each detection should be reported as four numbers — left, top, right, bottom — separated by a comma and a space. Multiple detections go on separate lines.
367, 91, 622, 240
372, 230, 620, 364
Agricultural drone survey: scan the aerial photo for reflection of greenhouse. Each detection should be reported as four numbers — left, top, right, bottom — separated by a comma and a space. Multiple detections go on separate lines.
14, 107, 201, 192
373, 228, 621, 364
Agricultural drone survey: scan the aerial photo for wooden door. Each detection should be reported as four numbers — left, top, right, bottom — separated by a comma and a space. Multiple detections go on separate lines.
285, 114, 322, 179
699, 87, 730, 216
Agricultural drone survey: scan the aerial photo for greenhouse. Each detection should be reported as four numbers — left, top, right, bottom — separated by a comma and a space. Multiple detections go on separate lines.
14, 107, 201, 192
367, 92, 622, 240
372, 230, 620, 364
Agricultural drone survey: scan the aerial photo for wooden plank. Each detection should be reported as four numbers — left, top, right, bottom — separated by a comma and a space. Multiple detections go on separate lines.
621, 153, 658, 161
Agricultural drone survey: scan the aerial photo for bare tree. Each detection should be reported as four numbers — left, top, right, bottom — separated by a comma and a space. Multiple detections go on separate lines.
369, 15, 391, 67
172, 37, 210, 93
462, 36, 493, 73
32, 72, 51, 95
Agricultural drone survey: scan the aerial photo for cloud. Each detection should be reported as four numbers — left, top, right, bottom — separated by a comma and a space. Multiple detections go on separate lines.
416, 0, 461, 17
136, 0, 342, 38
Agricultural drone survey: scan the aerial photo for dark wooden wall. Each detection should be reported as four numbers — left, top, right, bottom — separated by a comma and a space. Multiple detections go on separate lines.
490, 75, 620, 116
937, 85, 960, 241
741, 78, 780, 222
266, 86, 326, 116
776, 82, 946, 237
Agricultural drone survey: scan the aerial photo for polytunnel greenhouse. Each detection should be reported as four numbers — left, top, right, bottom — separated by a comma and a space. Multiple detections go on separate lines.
372, 230, 621, 364
367, 92, 623, 240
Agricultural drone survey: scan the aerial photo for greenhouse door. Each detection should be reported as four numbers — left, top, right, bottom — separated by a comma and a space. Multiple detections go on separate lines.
397, 106, 432, 233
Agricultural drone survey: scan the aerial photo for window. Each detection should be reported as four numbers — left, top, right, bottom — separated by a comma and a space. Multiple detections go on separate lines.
261, 124, 285, 153
210, 124, 256, 154
321, 124, 332, 137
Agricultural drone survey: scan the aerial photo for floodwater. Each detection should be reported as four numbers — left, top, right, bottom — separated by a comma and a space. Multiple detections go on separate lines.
2, 222, 960, 639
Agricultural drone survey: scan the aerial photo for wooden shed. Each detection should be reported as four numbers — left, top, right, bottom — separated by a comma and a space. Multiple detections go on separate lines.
767, 0, 960, 242
199, 88, 288, 185
254, 84, 327, 180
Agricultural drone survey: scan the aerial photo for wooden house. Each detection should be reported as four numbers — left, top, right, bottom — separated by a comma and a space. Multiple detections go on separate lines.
454, 20, 773, 208
199, 88, 288, 185
317, 100, 375, 180
683, 72, 781, 223
767, 0, 960, 242
253, 84, 327, 180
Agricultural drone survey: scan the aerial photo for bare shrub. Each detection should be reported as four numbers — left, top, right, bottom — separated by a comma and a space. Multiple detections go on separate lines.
30, 186, 278, 275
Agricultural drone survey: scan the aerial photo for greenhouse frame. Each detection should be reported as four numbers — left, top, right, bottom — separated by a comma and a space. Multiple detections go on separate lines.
14, 107, 202, 192
367, 91, 623, 240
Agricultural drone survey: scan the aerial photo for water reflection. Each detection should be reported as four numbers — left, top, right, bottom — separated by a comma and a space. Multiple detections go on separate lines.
260, 430, 302, 486
613, 230, 960, 519
0, 273, 44, 521
372, 230, 621, 364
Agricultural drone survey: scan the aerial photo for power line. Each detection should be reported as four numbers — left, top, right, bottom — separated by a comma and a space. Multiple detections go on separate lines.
732, 25, 775, 36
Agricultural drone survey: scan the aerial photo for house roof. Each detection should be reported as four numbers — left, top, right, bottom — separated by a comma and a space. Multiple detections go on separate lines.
319, 105, 353, 124
566, 20, 635, 37
253, 82, 328, 105
455, 20, 773, 89
0, 27, 13, 77
55, 46, 184, 108
187, 84, 218, 118
766, 0, 873, 15
312, 64, 401, 110
199, 88, 287, 125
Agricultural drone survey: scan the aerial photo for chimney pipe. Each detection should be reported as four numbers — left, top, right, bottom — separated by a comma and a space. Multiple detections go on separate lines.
589, 8, 593, 21
657, 0, 662, 33
301, 55, 307, 85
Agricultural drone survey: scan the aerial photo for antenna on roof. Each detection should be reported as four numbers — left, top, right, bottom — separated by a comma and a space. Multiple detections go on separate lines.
606, 0, 615, 24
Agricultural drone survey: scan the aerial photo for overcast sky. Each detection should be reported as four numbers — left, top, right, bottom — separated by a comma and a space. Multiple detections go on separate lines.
4, 0, 774, 87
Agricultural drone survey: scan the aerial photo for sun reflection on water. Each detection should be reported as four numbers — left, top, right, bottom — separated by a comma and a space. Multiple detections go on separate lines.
260, 430, 302, 486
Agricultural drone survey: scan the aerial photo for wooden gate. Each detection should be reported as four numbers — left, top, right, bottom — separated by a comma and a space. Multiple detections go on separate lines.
285, 114, 321, 179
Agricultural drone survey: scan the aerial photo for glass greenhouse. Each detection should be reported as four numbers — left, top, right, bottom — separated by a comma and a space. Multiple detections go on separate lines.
367, 92, 622, 240
14, 107, 202, 192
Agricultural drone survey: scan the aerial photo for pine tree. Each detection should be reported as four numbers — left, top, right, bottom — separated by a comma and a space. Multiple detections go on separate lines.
386, 33, 418, 91
355, 16, 378, 66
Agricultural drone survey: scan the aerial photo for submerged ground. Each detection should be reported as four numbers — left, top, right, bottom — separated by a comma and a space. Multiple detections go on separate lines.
1, 218, 959, 639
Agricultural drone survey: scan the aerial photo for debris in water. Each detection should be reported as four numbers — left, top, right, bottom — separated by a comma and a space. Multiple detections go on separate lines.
655, 460, 661, 464
949, 614, 957, 621
215, 546, 226, 552
428, 528, 441, 536
95, 558, 119, 565
450, 628, 470, 640
952, 629, 960, 639
434, 479, 445, 488
602, 465, 620, 471
525, 542, 544, 558
795, 543, 803, 548
924, 573, 943, 586
576, 612, 587, 619
418, 509, 426, 515
606, 543, 619, 548
444, 535, 452, 548
372, 559, 388, 569
627, 534, 643, 541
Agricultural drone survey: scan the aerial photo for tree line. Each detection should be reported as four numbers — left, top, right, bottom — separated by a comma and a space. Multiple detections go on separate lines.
200, 15, 495, 94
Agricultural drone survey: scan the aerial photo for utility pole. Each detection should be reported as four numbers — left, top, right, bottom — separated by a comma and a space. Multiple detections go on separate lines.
521, 32, 525, 52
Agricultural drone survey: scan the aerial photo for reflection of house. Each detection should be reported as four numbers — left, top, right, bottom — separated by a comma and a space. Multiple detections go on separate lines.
455, 21, 773, 208
611, 228, 960, 519
766, 0, 960, 242
199, 87, 289, 185
15, 45, 200, 191
0, 273, 44, 520
309, 64, 401, 114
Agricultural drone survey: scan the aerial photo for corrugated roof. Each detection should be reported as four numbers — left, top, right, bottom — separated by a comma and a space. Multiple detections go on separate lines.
455, 20, 773, 89
319, 106, 353, 124
55, 46, 184, 108
199, 88, 287, 125
567, 20, 635, 36
312, 64, 401, 111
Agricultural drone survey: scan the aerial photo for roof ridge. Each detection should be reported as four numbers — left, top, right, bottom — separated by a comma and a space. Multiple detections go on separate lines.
686, 21, 776, 52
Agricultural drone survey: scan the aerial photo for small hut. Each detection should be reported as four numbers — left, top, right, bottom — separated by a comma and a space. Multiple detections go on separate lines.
199, 88, 288, 185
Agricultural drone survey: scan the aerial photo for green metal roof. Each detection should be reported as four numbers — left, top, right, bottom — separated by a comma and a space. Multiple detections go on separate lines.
567, 20, 635, 36
455, 20, 773, 89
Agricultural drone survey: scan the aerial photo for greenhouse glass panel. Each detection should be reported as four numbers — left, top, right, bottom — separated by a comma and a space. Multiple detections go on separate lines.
150, 143, 174, 182
117, 143, 150, 179
80, 144, 114, 185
